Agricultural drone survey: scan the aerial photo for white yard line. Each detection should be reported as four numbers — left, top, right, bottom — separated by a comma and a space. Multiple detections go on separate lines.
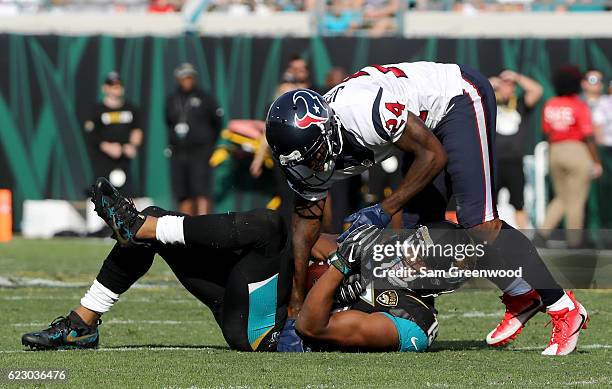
0, 344, 610, 354
12, 319, 208, 327
438, 309, 610, 318
0, 277, 86, 288
0, 346, 220, 354
438, 311, 502, 319
0, 276, 178, 289
0, 296, 195, 304
511, 344, 612, 351
9, 309, 610, 328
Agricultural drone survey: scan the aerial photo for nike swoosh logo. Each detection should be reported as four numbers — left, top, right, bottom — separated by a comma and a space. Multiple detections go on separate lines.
66, 332, 97, 343
410, 337, 419, 351
512, 299, 542, 322
347, 246, 355, 263
570, 314, 587, 337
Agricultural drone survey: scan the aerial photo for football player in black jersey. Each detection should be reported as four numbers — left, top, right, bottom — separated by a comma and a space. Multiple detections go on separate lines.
22, 178, 448, 352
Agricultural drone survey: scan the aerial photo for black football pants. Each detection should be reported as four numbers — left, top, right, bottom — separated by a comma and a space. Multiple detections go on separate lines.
95, 207, 293, 351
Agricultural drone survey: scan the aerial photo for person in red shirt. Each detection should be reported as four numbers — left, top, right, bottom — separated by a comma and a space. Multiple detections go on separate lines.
539, 66, 602, 248
148, 0, 175, 13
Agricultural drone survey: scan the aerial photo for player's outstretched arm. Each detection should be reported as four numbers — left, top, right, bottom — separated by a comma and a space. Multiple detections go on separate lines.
295, 265, 398, 350
382, 112, 447, 216
290, 196, 326, 317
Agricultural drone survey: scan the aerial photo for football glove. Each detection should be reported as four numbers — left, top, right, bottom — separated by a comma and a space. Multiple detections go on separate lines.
331, 224, 382, 276
277, 318, 308, 352
336, 274, 364, 305
337, 203, 391, 243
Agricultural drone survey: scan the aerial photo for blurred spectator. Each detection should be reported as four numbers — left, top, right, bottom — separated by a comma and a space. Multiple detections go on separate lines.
148, 0, 176, 12
275, 55, 312, 96
165, 63, 223, 215
537, 66, 602, 248
84, 71, 143, 196
581, 68, 604, 110
321, 0, 359, 35
593, 80, 612, 228
4, 0, 612, 14
490, 69, 543, 229
324, 67, 347, 89
593, 80, 612, 146
358, 0, 401, 36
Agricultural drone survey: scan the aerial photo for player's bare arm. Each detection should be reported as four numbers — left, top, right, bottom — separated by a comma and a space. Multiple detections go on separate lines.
389, 112, 500, 244
290, 196, 326, 316
310, 233, 338, 260
499, 70, 543, 108
382, 112, 448, 216
296, 265, 398, 350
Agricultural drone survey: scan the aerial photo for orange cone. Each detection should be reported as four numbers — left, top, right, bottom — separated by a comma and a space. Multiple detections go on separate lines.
0, 189, 13, 242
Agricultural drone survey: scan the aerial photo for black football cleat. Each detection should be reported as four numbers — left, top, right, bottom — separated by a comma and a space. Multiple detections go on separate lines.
91, 177, 146, 246
22, 312, 100, 350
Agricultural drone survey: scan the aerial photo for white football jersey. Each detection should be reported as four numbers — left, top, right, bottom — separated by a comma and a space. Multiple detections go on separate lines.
289, 61, 464, 202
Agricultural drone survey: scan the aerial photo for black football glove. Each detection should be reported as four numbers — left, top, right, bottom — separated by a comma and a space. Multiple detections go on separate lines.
336, 274, 364, 305
331, 224, 382, 276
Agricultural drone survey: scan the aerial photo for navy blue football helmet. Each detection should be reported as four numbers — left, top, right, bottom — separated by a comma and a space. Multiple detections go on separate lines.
265, 89, 343, 187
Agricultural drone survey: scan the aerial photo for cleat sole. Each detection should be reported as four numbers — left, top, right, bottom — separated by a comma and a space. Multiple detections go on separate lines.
22, 339, 98, 351
488, 326, 523, 347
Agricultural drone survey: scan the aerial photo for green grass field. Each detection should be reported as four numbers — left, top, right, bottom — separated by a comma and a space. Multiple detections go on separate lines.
0, 237, 611, 388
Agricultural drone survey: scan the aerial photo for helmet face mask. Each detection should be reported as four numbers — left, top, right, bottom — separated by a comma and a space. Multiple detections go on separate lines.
280, 117, 342, 187
266, 89, 343, 188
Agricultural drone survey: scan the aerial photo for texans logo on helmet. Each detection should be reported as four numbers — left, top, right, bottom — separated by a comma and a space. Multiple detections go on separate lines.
293, 90, 329, 129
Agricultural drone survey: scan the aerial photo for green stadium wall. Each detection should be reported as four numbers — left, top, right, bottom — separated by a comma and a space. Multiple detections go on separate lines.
0, 35, 611, 230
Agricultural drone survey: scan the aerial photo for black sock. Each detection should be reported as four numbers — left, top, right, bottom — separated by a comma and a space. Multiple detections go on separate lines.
95, 244, 155, 295
477, 244, 515, 291
490, 222, 564, 306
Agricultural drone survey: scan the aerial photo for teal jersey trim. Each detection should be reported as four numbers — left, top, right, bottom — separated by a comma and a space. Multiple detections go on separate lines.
382, 313, 428, 352
247, 273, 279, 348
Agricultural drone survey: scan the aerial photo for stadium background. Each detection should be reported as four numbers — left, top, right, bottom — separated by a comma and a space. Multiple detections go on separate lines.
0, 35, 611, 229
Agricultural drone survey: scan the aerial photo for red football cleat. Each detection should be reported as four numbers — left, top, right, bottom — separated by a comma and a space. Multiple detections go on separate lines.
486, 289, 543, 347
541, 290, 589, 356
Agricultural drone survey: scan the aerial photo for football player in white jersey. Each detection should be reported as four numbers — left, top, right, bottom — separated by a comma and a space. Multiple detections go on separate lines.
265, 61, 588, 356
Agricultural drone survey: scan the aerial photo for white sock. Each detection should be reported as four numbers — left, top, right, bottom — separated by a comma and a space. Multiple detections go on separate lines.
80, 280, 120, 314
547, 292, 575, 312
155, 215, 185, 245
503, 278, 533, 296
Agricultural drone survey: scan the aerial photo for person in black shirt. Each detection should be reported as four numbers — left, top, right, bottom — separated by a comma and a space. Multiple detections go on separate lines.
84, 71, 143, 196
165, 63, 223, 215
490, 70, 543, 229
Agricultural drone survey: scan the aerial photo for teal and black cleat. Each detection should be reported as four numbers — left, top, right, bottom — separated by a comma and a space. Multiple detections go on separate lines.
91, 177, 146, 247
22, 313, 100, 350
